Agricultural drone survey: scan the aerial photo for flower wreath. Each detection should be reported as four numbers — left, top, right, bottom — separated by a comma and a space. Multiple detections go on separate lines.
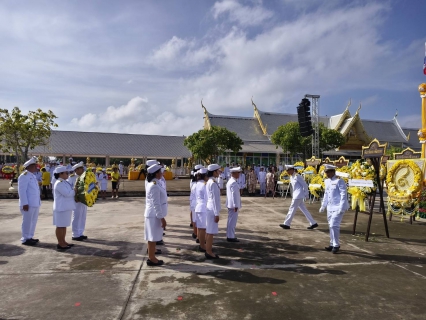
308, 174, 325, 199
280, 170, 290, 184
379, 164, 387, 181
386, 160, 422, 208
75, 169, 99, 207
1, 166, 14, 174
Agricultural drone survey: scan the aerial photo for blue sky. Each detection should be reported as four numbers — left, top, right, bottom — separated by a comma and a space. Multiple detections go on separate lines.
0, 0, 425, 135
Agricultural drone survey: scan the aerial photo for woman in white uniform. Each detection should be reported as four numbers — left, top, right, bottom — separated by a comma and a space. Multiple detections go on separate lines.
145, 164, 167, 267
205, 164, 222, 259
99, 168, 108, 199
190, 170, 199, 241
53, 166, 76, 250
195, 168, 208, 252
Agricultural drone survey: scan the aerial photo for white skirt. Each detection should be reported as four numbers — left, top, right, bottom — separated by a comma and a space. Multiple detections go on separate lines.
196, 211, 207, 229
206, 210, 219, 235
191, 206, 197, 222
53, 210, 72, 227
144, 217, 163, 242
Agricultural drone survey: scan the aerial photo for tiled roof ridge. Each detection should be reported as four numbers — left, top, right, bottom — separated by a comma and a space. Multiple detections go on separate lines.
52, 130, 186, 138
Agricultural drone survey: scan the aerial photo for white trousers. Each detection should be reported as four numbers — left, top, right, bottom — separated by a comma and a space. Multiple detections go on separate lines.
260, 182, 266, 194
283, 198, 316, 226
20, 206, 40, 242
72, 203, 88, 237
327, 210, 344, 247
226, 208, 239, 238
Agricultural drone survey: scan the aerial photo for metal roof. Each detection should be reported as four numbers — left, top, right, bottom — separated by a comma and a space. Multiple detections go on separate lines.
28, 130, 192, 158
362, 119, 408, 144
402, 128, 421, 150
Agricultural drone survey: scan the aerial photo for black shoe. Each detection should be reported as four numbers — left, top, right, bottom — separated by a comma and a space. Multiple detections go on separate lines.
227, 238, 240, 242
190, 223, 193, 228
57, 244, 71, 250
192, 233, 197, 239
325, 246, 333, 251
30, 238, 40, 242
279, 224, 290, 229
307, 223, 318, 230
146, 259, 164, 266
72, 236, 84, 241
156, 240, 164, 245
22, 239, 37, 246
332, 246, 340, 254
198, 246, 206, 252
196, 239, 200, 243
205, 252, 219, 259
80, 235, 88, 240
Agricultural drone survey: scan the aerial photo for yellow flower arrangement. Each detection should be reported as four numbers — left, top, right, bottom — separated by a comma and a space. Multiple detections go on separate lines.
347, 160, 377, 211
75, 169, 99, 207
308, 174, 325, 199
386, 160, 422, 208
379, 164, 387, 181
304, 165, 317, 174
106, 167, 113, 175
293, 161, 304, 168
280, 170, 290, 184
1, 166, 14, 174
336, 166, 352, 183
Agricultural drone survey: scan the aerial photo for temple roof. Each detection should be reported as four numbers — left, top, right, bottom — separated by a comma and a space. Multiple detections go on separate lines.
28, 130, 192, 158
207, 112, 269, 142
362, 119, 408, 144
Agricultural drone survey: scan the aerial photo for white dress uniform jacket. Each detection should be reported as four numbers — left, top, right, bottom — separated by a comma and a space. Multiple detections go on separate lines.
144, 179, 168, 219
195, 181, 207, 213
67, 174, 78, 188
290, 174, 309, 200
226, 177, 242, 209
53, 179, 76, 212
238, 173, 246, 190
321, 176, 349, 212
18, 171, 41, 208
190, 182, 197, 222
206, 178, 221, 216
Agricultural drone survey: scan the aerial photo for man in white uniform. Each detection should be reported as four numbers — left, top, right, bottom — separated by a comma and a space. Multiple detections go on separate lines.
118, 161, 124, 177
258, 167, 267, 195
224, 164, 230, 180
320, 165, 349, 254
226, 167, 242, 242
70, 162, 88, 241
18, 157, 41, 246
66, 158, 73, 172
238, 170, 246, 195
280, 165, 318, 230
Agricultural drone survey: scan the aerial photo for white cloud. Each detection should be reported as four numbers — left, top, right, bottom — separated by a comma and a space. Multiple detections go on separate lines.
212, 0, 274, 26
69, 96, 200, 136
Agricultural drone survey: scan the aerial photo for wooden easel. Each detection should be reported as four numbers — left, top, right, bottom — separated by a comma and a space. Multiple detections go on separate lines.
352, 139, 390, 242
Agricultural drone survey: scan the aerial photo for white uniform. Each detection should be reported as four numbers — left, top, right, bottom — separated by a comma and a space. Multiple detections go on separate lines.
283, 174, 317, 227
217, 172, 225, 190
321, 176, 349, 247
238, 173, 246, 190
53, 179, 75, 227
71, 175, 88, 238
206, 178, 221, 235
258, 170, 267, 194
144, 179, 168, 241
195, 181, 207, 229
224, 166, 230, 179
100, 173, 108, 191
226, 177, 241, 239
18, 170, 41, 243
119, 163, 124, 176
67, 173, 78, 188
190, 182, 197, 222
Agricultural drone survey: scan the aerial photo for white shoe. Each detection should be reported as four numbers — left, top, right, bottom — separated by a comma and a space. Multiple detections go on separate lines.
111, 196, 114, 199
115, 196, 119, 199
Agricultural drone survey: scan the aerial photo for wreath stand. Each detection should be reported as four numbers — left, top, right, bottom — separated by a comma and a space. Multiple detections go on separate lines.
352, 140, 390, 242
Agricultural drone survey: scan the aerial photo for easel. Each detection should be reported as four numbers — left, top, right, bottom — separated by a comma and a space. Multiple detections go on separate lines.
352, 139, 390, 242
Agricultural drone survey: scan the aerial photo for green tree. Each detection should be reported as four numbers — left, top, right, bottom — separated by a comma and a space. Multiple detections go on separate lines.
386, 145, 404, 159
184, 126, 244, 164
271, 122, 346, 160
0, 107, 58, 172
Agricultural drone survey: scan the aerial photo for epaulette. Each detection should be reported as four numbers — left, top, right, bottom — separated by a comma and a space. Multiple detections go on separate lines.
70, 173, 75, 177
23, 171, 28, 175
153, 181, 157, 185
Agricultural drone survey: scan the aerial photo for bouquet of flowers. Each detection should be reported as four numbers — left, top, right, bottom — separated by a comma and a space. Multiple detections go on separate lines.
347, 160, 376, 211
75, 169, 99, 207
279, 170, 290, 183
309, 174, 325, 199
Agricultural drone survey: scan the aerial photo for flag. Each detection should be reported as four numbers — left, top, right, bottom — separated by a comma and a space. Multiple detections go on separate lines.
424, 42, 426, 75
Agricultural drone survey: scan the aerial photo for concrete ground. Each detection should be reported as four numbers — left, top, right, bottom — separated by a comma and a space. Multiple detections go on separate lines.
0, 196, 425, 320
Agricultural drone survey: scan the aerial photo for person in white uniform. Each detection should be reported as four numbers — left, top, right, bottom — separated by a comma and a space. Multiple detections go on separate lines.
195, 168, 209, 252
226, 167, 242, 242
18, 157, 41, 246
217, 170, 225, 195
53, 166, 76, 250
99, 168, 108, 199
320, 165, 349, 254
118, 161, 124, 177
69, 162, 89, 241
258, 167, 267, 195
190, 170, 199, 239
205, 164, 222, 259
144, 164, 167, 267
145, 160, 160, 189
279, 165, 318, 230
238, 170, 246, 196
224, 164, 230, 180
66, 158, 73, 172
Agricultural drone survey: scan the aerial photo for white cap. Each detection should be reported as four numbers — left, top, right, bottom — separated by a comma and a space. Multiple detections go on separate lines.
72, 161, 84, 171
23, 157, 37, 168
199, 168, 208, 174
102, 168, 106, 172
208, 164, 221, 171
194, 164, 204, 170
147, 164, 162, 173
54, 165, 68, 174
285, 165, 294, 170
146, 159, 159, 166
325, 164, 337, 172
191, 171, 194, 175
230, 166, 242, 172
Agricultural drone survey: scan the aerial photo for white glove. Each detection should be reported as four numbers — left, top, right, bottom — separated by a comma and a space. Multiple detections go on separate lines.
319, 207, 325, 213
